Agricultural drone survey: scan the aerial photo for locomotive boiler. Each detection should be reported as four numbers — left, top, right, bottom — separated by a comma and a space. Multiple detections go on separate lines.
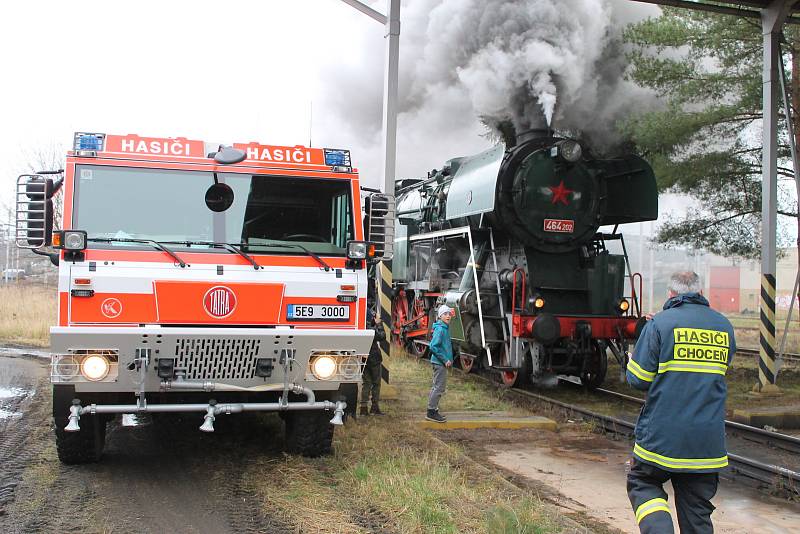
391, 131, 658, 387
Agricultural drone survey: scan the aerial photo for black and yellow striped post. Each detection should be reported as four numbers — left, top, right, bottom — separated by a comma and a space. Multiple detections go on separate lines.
377, 261, 393, 385
755, 274, 781, 394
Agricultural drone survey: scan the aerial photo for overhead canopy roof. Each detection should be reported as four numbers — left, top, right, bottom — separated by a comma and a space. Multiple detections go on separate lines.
632, 0, 800, 23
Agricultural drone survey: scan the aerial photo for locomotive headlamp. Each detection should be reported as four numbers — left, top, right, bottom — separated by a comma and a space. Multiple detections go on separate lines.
618, 298, 630, 313
558, 140, 582, 163
311, 355, 338, 380
533, 295, 546, 309
80, 354, 110, 381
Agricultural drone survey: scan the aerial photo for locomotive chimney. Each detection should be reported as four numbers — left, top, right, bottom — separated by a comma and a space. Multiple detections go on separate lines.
514, 129, 553, 147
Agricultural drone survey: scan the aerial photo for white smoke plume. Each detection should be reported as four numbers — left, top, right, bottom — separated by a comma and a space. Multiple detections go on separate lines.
314, 0, 660, 187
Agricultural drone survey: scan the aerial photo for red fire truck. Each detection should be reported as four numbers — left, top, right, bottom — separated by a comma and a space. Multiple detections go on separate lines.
16, 132, 393, 463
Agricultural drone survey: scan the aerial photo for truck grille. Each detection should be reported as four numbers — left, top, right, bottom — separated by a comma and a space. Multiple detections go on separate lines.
174, 338, 263, 380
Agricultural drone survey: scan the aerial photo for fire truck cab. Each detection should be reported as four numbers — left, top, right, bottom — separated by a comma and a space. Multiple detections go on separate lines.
16, 132, 394, 463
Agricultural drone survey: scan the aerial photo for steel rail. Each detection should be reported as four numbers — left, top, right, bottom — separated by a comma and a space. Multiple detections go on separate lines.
591, 385, 800, 455
464, 369, 800, 496
738, 347, 800, 363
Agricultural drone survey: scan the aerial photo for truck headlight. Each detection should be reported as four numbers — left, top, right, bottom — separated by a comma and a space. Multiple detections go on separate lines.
311, 355, 337, 380
53, 355, 80, 380
81, 354, 110, 381
338, 356, 362, 380
53, 230, 87, 251
347, 241, 368, 259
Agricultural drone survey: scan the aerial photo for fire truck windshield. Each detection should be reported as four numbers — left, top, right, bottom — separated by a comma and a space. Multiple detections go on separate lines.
73, 165, 354, 255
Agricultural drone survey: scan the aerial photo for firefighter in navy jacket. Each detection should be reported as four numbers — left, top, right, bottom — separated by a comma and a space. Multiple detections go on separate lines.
626, 271, 735, 534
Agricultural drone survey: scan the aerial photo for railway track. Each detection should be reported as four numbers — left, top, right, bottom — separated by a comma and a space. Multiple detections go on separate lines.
465, 369, 800, 497
738, 347, 800, 363
590, 384, 800, 456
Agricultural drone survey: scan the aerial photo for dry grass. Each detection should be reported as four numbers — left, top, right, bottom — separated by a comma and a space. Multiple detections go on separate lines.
0, 283, 56, 347
249, 354, 567, 533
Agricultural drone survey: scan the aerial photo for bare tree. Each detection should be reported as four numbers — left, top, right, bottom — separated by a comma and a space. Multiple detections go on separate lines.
23, 144, 66, 230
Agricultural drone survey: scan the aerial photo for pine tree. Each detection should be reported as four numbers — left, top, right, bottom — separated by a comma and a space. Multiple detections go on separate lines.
623, 7, 799, 259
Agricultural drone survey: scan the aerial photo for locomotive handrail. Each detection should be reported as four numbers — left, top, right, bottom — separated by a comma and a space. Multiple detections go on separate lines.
511, 267, 526, 314
631, 272, 643, 317
618, 234, 641, 317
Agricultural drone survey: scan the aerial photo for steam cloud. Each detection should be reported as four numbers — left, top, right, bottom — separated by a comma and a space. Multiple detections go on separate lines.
315, 0, 660, 186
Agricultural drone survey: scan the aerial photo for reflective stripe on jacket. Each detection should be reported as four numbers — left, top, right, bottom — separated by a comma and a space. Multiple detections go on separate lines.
429, 320, 453, 366
627, 292, 736, 473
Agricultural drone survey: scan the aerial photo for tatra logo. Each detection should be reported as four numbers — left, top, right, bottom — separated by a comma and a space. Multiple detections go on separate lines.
203, 286, 237, 318
548, 180, 574, 205
101, 298, 123, 319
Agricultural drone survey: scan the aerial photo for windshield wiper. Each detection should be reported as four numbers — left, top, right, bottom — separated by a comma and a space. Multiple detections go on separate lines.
88, 238, 186, 267
158, 240, 261, 270
258, 242, 333, 272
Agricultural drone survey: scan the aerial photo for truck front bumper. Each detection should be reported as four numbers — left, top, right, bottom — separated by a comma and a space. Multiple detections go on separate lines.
50, 326, 374, 393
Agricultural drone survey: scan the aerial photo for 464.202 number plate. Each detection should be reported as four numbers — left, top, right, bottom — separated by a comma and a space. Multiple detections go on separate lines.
287, 304, 350, 321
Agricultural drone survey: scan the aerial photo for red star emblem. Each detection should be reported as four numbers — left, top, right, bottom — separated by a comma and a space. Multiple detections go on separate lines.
548, 180, 573, 206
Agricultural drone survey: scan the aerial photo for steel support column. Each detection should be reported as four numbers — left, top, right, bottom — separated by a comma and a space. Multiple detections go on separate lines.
756, 1, 794, 393
339, 0, 400, 370
378, 0, 400, 366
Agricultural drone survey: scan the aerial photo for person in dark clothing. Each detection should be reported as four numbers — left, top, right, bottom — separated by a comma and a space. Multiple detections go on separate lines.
626, 271, 735, 534
360, 309, 384, 416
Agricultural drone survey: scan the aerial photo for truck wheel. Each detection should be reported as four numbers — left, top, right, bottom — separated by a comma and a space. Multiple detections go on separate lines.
284, 410, 334, 457
53, 386, 107, 464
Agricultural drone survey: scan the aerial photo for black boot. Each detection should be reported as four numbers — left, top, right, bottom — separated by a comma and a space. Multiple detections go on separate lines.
425, 409, 446, 423
370, 402, 384, 416
359, 406, 369, 417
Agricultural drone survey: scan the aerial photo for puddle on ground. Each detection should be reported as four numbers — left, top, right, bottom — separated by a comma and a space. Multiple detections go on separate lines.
0, 355, 45, 421
488, 441, 800, 534
0, 347, 52, 360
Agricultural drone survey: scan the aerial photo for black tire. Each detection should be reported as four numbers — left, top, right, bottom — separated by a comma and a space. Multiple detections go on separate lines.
581, 341, 608, 390
284, 410, 334, 457
52, 386, 107, 464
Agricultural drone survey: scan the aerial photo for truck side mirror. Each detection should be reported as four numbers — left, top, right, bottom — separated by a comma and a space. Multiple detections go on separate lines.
365, 193, 395, 262
17, 175, 54, 248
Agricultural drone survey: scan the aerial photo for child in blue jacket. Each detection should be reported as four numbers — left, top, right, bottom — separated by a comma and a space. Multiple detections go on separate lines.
426, 305, 454, 423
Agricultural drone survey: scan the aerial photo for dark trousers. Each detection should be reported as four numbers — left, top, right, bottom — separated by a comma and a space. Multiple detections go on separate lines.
360, 357, 381, 407
627, 459, 718, 534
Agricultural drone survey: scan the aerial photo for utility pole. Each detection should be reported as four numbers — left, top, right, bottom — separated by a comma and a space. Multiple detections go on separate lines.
338, 0, 400, 371
756, 0, 795, 394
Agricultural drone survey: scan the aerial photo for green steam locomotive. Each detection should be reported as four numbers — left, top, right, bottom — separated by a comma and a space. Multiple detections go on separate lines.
391, 130, 658, 387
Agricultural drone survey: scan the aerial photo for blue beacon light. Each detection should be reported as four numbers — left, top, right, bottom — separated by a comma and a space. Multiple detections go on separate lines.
73, 132, 106, 152
323, 148, 351, 167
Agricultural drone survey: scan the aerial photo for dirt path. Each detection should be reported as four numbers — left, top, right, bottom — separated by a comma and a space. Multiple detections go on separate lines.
0, 355, 294, 534
434, 426, 800, 534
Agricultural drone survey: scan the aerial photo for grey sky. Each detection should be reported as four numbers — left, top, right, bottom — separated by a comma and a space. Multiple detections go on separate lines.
1, 0, 677, 237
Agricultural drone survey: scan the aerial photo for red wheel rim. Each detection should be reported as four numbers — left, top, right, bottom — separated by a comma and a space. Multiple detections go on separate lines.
500, 370, 518, 387
459, 353, 474, 373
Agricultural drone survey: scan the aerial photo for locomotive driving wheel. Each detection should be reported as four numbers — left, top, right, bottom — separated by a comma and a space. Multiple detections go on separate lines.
458, 351, 475, 373
580, 340, 608, 390
499, 370, 518, 388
